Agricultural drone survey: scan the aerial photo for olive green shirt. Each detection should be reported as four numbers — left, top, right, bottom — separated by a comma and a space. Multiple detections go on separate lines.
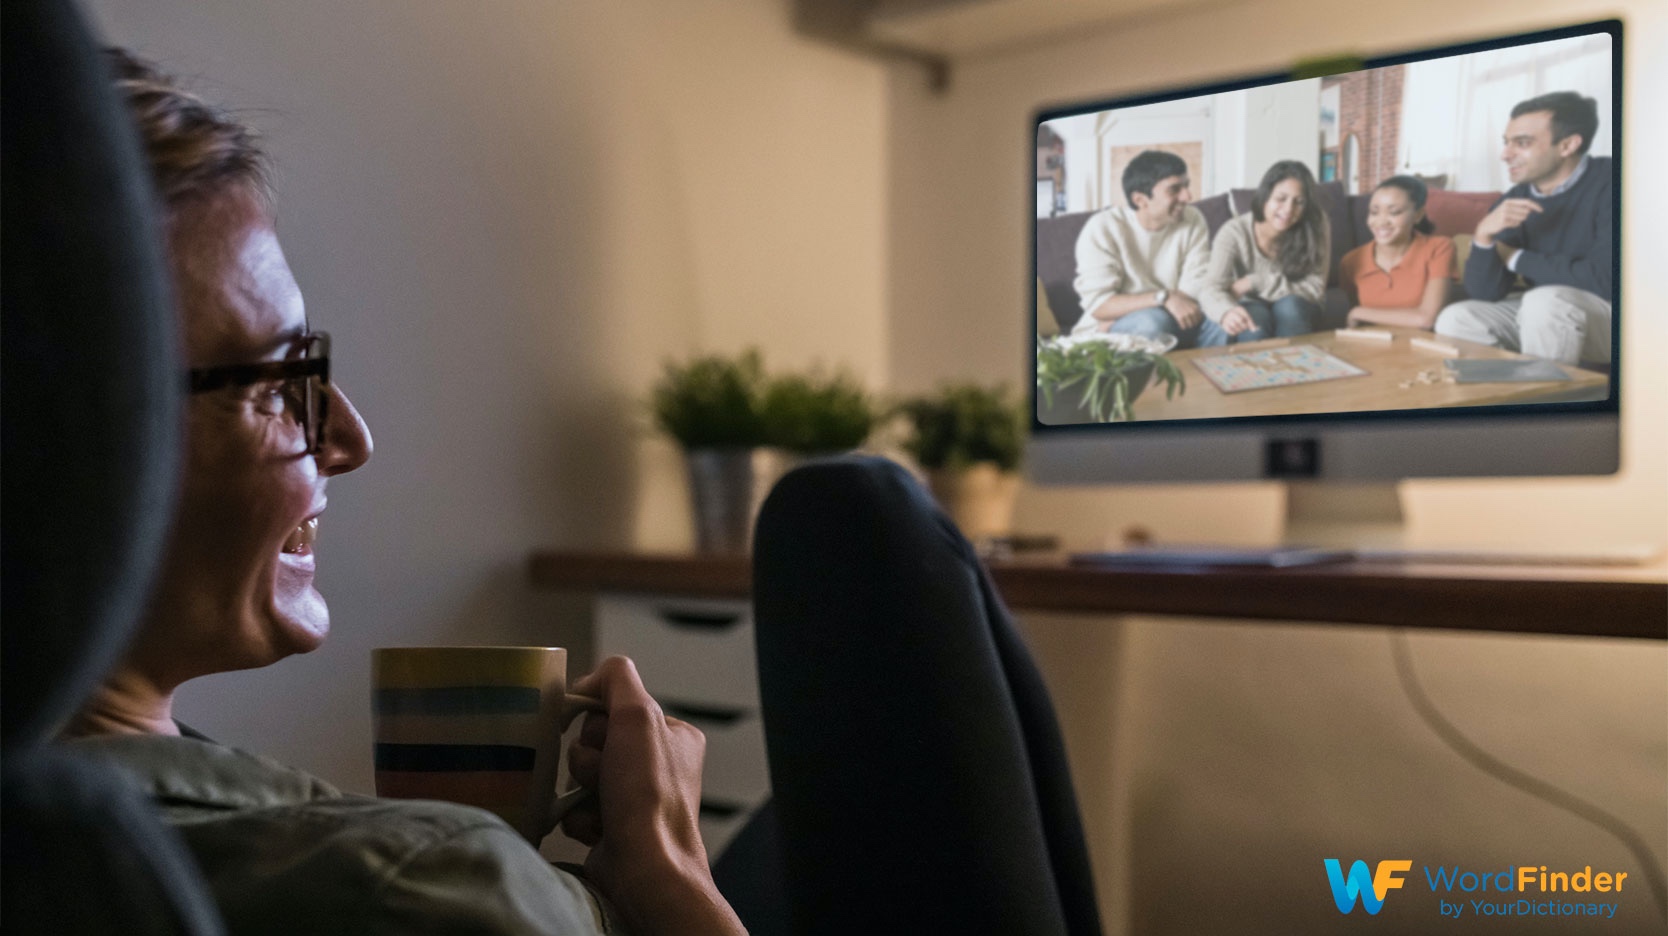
71, 734, 618, 936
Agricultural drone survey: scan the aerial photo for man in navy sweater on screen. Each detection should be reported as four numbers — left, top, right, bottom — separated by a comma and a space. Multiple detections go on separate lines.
1436, 91, 1613, 366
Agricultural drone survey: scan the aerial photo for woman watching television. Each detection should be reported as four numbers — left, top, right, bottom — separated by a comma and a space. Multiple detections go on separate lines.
1200, 160, 1330, 343
1338, 175, 1457, 331
64, 49, 745, 936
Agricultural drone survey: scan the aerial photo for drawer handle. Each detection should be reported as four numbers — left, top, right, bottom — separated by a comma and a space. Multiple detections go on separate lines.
658, 609, 743, 631
699, 798, 746, 819
662, 701, 748, 726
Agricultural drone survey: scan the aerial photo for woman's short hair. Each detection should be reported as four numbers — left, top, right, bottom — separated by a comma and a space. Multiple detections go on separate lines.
1250, 160, 1326, 281
105, 48, 270, 214
1373, 175, 1436, 235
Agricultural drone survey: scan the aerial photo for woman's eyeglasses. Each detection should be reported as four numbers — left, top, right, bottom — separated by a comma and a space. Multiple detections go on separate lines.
187, 332, 331, 454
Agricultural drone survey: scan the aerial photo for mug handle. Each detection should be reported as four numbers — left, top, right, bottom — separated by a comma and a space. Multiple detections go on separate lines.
548, 693, 606, 826
560, 692, 606, 728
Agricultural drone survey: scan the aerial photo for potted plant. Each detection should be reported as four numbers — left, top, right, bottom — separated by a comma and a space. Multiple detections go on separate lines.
895, 384, 1026, 542
760, 369, 877, 458
650, 349, 778, 554
1035, 332, 1185, 423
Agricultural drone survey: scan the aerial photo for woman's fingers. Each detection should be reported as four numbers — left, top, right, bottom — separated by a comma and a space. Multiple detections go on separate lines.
569, 737, 603, 789
566, 656, 741, 934
578, 710, 608, 749
572, 656, 653, 708
561, 803, 603, 847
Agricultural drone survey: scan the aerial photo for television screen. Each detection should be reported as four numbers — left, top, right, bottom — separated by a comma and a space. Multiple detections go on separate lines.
1033, 23, 1618, 428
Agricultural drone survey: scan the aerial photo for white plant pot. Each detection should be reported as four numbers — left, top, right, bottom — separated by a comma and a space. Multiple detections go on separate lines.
926, 463, 1021, 542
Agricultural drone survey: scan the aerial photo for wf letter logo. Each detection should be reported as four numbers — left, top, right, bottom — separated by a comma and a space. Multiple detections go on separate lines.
1325, 859, 1413, 914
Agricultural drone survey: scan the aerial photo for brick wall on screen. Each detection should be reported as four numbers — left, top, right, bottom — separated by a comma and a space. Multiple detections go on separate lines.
1333, 65, 1406, 192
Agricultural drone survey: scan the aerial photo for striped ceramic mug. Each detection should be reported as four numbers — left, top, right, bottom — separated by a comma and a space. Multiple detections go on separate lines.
372, 646, 604, 844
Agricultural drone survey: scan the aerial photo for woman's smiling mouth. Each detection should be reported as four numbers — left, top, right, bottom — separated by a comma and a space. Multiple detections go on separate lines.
282, 515, 319, 556
276, 507, 318, 557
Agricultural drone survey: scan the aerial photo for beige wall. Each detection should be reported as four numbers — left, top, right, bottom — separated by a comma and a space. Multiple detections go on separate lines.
888, 1, 1665, 932
89, 0, 888, 790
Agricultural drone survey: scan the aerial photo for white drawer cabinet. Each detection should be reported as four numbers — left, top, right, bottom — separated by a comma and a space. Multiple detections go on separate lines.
594, 593, 769, 854
674, 708, 770, 803
594, 594, 759, 709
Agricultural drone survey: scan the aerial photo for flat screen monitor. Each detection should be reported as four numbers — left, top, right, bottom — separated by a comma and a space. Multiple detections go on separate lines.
1029, 20, 1620, 492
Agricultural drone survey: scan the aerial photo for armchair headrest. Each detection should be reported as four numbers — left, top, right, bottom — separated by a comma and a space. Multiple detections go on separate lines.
2, 0, 182, 752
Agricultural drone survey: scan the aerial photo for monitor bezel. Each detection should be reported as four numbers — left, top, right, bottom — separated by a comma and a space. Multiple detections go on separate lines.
1029, 18, 1623, 437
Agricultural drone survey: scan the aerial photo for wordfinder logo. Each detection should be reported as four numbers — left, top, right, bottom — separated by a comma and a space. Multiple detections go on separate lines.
1326, 859, 1414, 914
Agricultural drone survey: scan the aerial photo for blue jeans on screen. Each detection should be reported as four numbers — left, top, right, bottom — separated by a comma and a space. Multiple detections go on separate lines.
1106, 305, 1229, 350
1223, 295, 1319, 344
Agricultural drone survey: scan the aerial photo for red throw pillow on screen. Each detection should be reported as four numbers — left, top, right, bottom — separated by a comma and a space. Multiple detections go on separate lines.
1424, 190, 1499, 238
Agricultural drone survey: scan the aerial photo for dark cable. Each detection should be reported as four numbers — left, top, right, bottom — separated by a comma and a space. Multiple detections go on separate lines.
1390, 628, 1667, 920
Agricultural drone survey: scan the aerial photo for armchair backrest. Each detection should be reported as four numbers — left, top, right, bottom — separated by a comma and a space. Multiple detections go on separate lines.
2, 2, 219, 931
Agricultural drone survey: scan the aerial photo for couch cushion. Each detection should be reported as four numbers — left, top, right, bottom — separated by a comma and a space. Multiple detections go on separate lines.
1348, 193, 1374, 250
1036, 278, 1060, 337
1425, 190, 1498, 237
1315, 180, 1352, 288
1036, 210, 1097, 333
1192, 192, 1234, 238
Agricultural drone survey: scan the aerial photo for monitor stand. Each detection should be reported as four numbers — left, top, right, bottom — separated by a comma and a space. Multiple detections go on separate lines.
1280, 481, 1661, 565
1066, 483, 1398, 568
1281, 481, 1405, 548
1073, 484, 1657, 568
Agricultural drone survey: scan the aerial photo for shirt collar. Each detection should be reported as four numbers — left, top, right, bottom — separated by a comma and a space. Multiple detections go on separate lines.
69, 734, 343, 810
1531, 154, 1589, 198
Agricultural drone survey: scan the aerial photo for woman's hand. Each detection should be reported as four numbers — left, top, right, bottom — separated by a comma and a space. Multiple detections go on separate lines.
1231, 274, 1256, 299
1221, 306, 1256, 336
563, 657, 745, 936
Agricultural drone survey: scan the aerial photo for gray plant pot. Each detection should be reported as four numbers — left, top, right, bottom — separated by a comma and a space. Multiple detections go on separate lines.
1037, 364, 1156, 425
685, 447, 784, 554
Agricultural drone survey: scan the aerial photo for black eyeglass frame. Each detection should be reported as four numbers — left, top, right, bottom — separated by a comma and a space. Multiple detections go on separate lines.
187, 331, 332, 454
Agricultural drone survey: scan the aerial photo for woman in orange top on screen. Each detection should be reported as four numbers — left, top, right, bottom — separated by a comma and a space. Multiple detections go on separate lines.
1339, 175, 1456, 330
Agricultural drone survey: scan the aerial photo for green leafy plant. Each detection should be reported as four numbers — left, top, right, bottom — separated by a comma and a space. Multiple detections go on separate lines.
1036, 337, 1185, 422
895, 383, 1025, 472
760, 370, 877, 454
650, 349, 769, 449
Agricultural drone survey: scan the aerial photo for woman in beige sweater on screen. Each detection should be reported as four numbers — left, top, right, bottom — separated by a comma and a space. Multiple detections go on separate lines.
1199, 160, 1330, 345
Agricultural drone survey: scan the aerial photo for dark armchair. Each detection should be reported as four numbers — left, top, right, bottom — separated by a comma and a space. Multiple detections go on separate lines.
1, 1, 221, 931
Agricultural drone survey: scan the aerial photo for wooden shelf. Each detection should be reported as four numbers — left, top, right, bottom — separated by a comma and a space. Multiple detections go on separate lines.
529, 552, 752, 601
528, 550, 1666, 641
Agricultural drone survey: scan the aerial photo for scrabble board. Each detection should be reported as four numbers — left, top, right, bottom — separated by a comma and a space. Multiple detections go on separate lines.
1192, 345, 1368, 394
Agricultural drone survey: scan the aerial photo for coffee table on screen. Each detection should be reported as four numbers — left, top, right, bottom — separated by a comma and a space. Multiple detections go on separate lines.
1125, 325, 1607, 422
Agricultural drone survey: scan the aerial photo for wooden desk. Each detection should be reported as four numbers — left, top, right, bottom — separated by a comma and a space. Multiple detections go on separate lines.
1121, 326, 1607, 422
528, 550, 1666, 641
530, 548, 1663, 889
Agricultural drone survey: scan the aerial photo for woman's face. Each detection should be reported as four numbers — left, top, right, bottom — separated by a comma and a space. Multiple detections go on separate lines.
137, 190, 371, 683
1262, 178, 1306, 233
1367, 186, 1421, 247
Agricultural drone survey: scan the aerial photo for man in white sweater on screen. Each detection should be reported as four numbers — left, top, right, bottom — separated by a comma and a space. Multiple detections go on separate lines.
1071, 149, 1221, 346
